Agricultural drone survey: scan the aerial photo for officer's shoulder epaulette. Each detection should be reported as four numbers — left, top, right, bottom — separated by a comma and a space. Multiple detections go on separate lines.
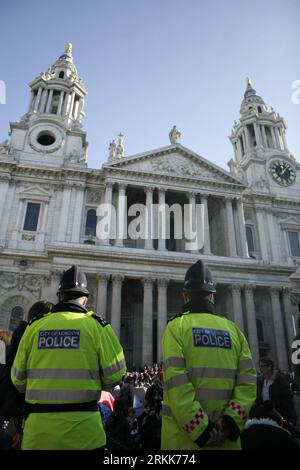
91, 313, 109, 328
167, 311, 187, 323
28, 312, 49, 326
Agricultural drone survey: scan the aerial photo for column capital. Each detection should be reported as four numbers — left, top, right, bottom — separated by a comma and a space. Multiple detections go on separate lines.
142, 277, 155, 288
199, 193, 208, 200
157, 277, 169, 288
118, 182, 127, 191
158, 187, 166, 195
269, 286, 280, 296
97, 273, 110, 283
189, 191, 197, 199
111, 274, 124, 286
145, 186, 154, 194
244, 283, 256, 294
230, 284, 243, 294
224, 195, 234, 202
105, 181, 114, 190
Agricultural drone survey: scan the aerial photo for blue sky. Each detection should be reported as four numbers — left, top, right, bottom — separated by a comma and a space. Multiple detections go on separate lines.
0, 0, 299, 171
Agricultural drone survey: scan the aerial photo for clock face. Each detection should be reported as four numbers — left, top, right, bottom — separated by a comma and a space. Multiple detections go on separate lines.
269, 160, 296, 186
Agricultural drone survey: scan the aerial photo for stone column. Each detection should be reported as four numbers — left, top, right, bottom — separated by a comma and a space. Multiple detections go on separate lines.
142, 278, 154, 365
270, 127, 277, 149
144, 187, 154, 250
62, 92, 70, 116
111, 275, 123, 338
57, 91, 65, 115
282, 287, 296, 347
28, 90, 35, 112
96, 273, 109, 319
33, 87, 43, 111
200, 194, 211, 255
39, 89, 47, 113
261, 125, 267, 147
231, 284, 244, 331
236, 198, 249, 257
269, 287, 289, 371
100, 182, 113, 245
244, 284, 259, 366
158, 188, 166, 251
71, 186, 85, 243
241, 132, 246, 153
265, 208, 280, 263
50, 270, 61, 304
0, 177, 10, 246
255, 207, 269, 260
274, 127, 281, 149
157, 278, 169, 362
225, 196, 237, 257
68, 91, 76, 117
186, 192, 198, 252
45, 89, 54, 113
244, 127, 251, 149
115, 183, 127, 247
281, 130, 288, 151
237, 138, 243, 159
57, 185, 72, 242
253, 122, 261, 146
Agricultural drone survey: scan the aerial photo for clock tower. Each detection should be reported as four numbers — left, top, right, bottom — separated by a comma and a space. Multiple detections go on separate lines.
228, 78, 299, 196
8, 43, 88, 169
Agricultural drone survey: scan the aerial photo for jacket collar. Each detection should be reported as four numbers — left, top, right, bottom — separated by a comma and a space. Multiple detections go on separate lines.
182, 298, 215, 315
51, 300, 88, 314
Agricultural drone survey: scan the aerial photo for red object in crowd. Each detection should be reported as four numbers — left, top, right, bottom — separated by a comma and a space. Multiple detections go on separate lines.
98, 390, 115, 411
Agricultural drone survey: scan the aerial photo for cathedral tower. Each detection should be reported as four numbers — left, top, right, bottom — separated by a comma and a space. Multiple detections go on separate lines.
229, 78, 297, 194
9, 43, 88, 167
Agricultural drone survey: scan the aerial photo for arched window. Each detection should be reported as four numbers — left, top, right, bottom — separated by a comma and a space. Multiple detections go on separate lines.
256, 318, 264, 342
257, 106, 262, 113
9, 306, 24, 330
85, 209, 96, 236
59, 71, 64, 79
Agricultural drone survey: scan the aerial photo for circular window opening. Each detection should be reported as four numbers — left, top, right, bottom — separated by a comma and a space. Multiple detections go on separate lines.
37, 132, 56, 146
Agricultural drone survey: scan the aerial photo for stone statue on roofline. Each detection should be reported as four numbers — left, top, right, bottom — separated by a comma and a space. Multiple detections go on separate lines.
169, 125, 181, 144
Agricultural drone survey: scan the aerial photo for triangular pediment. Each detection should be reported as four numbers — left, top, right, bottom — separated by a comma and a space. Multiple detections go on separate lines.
104, 144, 245, 186
279, 215, 300, 225
19, 185, 51, 201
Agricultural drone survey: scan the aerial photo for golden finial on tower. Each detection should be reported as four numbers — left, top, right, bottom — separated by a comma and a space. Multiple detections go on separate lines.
246, 76, 253, 87
65, 42, 73, 55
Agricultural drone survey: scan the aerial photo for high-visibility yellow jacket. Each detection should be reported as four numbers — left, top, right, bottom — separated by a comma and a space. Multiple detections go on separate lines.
161, 300, 256, 450
11, 302, 126, 450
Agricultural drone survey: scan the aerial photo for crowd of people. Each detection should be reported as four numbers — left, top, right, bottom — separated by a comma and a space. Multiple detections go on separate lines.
0, 261, 300, 451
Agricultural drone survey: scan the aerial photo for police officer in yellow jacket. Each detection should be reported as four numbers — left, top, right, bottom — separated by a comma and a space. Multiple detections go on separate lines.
11, 265, 126, 450
161, 260, 256, 450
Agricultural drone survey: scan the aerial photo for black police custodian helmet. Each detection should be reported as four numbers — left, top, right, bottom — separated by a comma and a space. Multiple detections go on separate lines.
184, 260, 216, 295
57, 265, 89, 297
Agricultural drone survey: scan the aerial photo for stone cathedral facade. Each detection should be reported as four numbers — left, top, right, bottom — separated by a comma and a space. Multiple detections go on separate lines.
0, 45, 300, 369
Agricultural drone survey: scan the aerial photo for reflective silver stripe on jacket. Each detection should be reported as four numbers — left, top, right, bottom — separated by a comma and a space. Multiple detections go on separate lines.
188, 367, 236, 380
102, 359, 126, 378
25, 389, 99, 402
164, 373, 190, 391
196, 388, 232, 401
12, 366, 26, 381
238, 358, 254, 372
26, 369, 100, 380
236, 374, 257, 385
164, 357, 186, 369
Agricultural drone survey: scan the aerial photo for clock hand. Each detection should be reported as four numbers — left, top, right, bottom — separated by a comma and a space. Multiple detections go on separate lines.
280, 166, 288, 176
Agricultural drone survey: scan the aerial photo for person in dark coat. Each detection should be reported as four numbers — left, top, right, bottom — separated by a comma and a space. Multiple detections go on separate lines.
253, 356, 297, 425
241, 400, 300, 450
0, 301, 53, 448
